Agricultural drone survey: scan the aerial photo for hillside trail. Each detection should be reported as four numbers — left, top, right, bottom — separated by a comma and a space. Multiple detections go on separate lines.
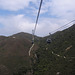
29, 44, 35, 56
51, 48, 75, 60
28, 44, 39, 75
51, 51, 66, 58
46, 45, 74, 60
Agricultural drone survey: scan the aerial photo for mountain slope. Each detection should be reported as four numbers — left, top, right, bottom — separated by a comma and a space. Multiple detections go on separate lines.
33, 24, 75, 75
0, 32, 38, 75
0, 25, 75, 75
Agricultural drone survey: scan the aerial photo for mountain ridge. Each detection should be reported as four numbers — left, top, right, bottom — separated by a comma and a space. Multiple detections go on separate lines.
0, 24, 75, 75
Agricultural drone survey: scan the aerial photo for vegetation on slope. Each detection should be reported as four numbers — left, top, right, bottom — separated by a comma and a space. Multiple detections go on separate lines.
33, 24, 75, 75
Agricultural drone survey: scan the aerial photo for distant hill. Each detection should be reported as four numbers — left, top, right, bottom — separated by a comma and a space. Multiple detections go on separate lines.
10, 32, 33, 40
33, 24, 75, 75
10, 32, 40, 42
0, 32, 39, 75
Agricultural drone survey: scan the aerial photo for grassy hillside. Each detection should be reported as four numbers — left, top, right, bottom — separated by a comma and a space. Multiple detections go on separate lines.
33, 24, 75, 75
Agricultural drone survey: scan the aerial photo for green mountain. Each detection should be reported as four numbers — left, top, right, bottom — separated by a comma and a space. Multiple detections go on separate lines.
33, 24, 75, 75
0, 24, 75, 75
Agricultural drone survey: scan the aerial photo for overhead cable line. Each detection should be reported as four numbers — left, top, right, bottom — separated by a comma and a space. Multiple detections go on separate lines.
33, 0, 43, 35
46, 20, 75, 44
51, 20, 75, 34
29, 0, 43, 56
32, 0, 43, 43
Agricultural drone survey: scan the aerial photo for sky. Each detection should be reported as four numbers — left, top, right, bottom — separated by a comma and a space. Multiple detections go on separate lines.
0, 0, 75, 37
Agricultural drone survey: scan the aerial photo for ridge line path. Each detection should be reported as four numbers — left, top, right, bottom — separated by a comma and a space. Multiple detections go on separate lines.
29, 44, 35, 56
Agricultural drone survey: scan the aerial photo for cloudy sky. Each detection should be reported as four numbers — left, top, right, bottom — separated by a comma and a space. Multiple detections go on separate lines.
0, 0, 75, 37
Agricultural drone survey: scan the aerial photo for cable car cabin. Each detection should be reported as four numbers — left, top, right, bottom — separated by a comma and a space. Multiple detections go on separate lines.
32, 40, 34, 44
46, 39, 51, 44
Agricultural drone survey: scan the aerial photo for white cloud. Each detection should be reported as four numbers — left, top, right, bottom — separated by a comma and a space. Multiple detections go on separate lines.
0, 15, 35, 36
0, 0, 75, 36
0, 14, 74, 37
49, 0, 75, 19
0, 0, 37, 11
0, 0, 75, 18
35, 18, 71, 36
30, 0, 52, 15
36, 0, 75, 20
